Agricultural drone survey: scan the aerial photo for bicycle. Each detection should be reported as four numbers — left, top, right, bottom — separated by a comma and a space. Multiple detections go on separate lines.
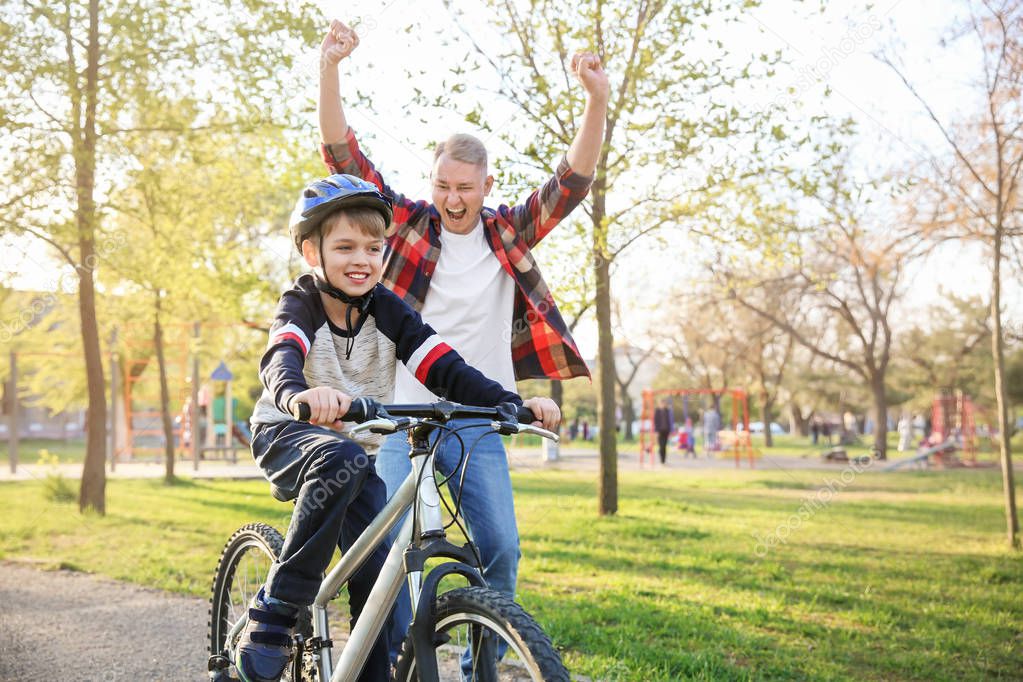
207, 398, 570, 682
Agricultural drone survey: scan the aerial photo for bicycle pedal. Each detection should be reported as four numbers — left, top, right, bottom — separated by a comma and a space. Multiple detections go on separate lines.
207, 654, 239, 681
209, 672, 240, 682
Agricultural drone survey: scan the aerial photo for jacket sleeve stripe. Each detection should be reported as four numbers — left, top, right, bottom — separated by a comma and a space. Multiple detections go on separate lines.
406, 334, 451, 383
414, 342, 454, 384
271, 323, 310, 355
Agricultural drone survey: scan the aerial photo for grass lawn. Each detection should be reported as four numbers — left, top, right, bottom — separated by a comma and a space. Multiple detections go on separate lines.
1, 468, 1021, 680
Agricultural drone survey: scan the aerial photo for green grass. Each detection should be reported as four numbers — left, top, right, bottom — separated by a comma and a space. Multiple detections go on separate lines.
1, 469, 1021, 680
7, 438, 90, 464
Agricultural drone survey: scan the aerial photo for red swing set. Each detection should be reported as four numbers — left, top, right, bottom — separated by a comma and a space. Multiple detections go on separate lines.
639, 387, 756, 468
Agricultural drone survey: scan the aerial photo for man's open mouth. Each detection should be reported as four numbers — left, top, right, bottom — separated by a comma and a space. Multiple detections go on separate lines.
445, 208, 467, 221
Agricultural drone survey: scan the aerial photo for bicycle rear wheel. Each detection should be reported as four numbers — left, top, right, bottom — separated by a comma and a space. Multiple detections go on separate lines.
208, 522, 315, 681
393, 586, 569, 682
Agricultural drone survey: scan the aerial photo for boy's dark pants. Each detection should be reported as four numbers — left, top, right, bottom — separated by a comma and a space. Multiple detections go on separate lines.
251, 421, 390, 682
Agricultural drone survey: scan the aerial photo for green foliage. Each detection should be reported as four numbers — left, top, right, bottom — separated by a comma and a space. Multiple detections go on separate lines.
38, 449, 76, 504
0, 0, 327, 417
889, 292, 994, 412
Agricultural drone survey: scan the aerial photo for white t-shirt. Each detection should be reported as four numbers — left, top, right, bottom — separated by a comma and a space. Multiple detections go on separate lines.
393, 218, 517, 402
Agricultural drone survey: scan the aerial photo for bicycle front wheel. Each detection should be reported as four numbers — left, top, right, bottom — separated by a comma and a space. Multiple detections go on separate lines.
393, 586, 569, 682
207, 522, 316, 681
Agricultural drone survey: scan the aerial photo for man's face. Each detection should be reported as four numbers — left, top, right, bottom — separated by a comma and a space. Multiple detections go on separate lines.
303, 215, 384, 297
431, 153, 494, 234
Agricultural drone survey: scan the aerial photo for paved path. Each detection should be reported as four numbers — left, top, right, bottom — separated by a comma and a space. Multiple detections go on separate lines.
0, 561, 209, 681
0, 444, 880, 482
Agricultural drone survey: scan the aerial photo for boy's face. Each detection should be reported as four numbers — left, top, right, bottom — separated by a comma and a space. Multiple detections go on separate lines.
302, 214, 384, 297
431, 153, 494, 235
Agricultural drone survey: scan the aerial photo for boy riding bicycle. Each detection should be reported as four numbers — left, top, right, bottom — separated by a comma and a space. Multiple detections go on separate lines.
241, 174, 560, 682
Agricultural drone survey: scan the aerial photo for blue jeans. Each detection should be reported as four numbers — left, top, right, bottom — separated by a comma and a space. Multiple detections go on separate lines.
376, 419, 520, 667
251, 421, 390, 682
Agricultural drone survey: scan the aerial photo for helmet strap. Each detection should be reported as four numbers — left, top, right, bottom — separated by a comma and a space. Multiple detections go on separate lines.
315, 239, 372, 360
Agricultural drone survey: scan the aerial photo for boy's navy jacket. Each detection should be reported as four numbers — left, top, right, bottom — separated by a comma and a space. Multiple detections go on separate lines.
251, 274, 521, 453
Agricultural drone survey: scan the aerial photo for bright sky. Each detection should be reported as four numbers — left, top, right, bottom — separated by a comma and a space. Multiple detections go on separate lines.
4, 0, 1020, 357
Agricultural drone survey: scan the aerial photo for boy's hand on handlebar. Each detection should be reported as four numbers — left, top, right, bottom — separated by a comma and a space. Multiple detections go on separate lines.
523, 397, 561, 431
291, 387, 352, 427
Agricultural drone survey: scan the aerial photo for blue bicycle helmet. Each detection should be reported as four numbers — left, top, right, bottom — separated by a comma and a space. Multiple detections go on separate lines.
289, 174, 392, 253
289, 174, 392, 359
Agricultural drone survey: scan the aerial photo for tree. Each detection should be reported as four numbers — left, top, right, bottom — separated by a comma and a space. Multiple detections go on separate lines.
728, 298, 796, 448
883, 0, 1022, 546
0, 0, 322, 511
433, 0, 791, 514
105, 123, 305, 482
890, 293, 992, 411
649, 279, 796, 447
721, 169, 918, 460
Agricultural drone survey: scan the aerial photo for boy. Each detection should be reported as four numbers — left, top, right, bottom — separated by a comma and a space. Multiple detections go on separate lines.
242, 174, 560, 682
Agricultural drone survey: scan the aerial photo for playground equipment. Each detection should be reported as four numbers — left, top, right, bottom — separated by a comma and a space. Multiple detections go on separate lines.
882, 440, 959, 471
930, 389, 979, 464
639, 388, 755, 468
196, 360, 251, 463
117, 326, 191, 464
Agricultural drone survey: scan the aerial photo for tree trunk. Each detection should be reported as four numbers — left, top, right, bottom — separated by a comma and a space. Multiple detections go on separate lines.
788, 402, 809, 437
991, 229, 1019, 548
621, 393, 635, 441
550, 379, 563, 409
870, 373, 888, 460
154, 295, 175, 482
761, 395, 774, 448
77, 0, 107, 514
594, 238, 617, 516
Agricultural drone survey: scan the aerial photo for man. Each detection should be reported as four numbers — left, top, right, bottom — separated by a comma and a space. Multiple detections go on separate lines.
653, 399, 674, 465
317, 20, 609, 663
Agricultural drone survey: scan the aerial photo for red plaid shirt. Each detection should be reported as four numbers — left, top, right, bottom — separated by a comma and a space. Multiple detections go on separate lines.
321, 128, 592, 380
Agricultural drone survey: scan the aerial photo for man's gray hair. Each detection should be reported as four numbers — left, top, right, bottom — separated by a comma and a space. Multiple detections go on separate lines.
434, 133, 488, 170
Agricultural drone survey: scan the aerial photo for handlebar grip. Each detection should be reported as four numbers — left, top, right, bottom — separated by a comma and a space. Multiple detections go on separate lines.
292, 401, 312, 422
342, 397, 371, 423
517, 405, 537, 424
291, 397, 379, 423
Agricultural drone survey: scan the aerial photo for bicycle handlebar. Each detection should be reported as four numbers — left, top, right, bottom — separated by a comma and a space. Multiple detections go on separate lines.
291, 398, 540, 430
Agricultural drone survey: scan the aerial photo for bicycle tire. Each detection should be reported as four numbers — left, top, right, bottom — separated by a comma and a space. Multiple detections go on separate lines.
208, 522, 316, 681
393, 586, 569, 682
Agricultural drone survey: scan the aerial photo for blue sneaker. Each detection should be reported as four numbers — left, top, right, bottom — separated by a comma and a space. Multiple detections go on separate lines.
235, 587, 299, 682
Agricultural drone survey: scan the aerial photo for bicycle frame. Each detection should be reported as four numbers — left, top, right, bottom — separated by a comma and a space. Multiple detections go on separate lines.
226, 421, 483, 682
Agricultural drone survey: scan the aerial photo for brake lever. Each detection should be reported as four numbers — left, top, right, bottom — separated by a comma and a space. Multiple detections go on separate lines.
350, 418, 399, 435
491, 420, 519, 436
519, 423, 560, 442
349, 416, 418, 435
489, 421, 560, 442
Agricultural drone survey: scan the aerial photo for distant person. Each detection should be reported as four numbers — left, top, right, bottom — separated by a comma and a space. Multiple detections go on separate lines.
913, 413, 926, 440
897, 414, 912, 452
822, 420, 833, 446
702, 406, 721, 457
679, 417, 696, 458
810, 418, 820, 445
653, 399, 674, 465
843, 411, 857, 435
569, 417, 580, 441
